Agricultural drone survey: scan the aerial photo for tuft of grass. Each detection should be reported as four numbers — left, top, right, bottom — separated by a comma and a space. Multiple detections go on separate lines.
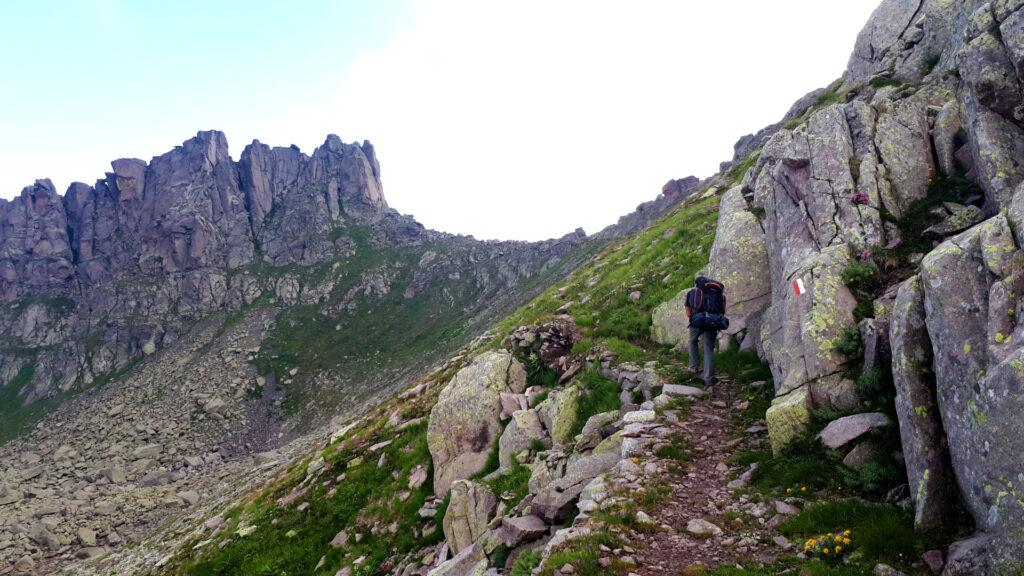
510, 548, 542, 576
841, 258, 880, 321
727, 150, 761, 183
654, 433, 692, 465
833, 324, 863, 360
869, 76, 904, 89
569, 370, 623, 438
522, 353, 559, 389
484, 458, 532, 505
539, 532, 630, 576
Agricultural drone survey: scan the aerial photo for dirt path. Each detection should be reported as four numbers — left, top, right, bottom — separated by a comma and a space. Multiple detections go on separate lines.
631, 376, 785, 573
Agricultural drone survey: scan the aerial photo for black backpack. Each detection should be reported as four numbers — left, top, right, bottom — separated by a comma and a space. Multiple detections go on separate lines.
688, 277, 729, 330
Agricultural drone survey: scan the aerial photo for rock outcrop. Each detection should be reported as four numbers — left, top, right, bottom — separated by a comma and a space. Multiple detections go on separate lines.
426, 351, 526, 495
681, 0, 1024, 568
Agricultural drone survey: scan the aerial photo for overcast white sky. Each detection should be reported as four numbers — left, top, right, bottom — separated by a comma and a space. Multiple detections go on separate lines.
0, 0, 880, 240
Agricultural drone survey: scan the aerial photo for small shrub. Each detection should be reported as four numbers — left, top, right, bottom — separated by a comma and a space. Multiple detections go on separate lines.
855, 367, 885, 401
833, 324, 863, 360
841, 258, 880, 292
510, 549, 542, 576
869, 76, 903, 89
840, 460, 900, 494
747, 205, 766, 220
922, 55, 940, 75
522, 353, 559, 389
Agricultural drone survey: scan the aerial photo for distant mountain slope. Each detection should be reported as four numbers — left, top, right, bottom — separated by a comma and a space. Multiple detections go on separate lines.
0, 131, 697, 444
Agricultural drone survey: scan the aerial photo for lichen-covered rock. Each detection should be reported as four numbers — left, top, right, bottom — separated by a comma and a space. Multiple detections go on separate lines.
766, 387, 812, 454
922, 203, 985, 237
538, 386, 582, 447
498, 409, 548, 469
817, 412, 890, 449
702, 185, 770, 341
763, 244, 858, 396
920, 223, 1024, 563
532, 437, 621, 522
442, 481, 498, 555
891, 275, 962, 533
426, 542, 487, 576
873, 95, 935, 219
427, 351, 527, 496
933, 99, 963, 177
651, 289, 690, 346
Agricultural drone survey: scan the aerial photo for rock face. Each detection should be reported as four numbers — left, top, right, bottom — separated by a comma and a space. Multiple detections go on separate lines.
702, 0, 1024, 567
442, 480, 497, 554
890, 276, 961, 533
426, 351, 526, 496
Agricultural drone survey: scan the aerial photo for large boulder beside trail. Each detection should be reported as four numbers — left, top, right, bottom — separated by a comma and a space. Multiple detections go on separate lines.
651, 289, 691, 347
702, 185, 771, 345
427, 350, 527, 496
532, 433, 621, 522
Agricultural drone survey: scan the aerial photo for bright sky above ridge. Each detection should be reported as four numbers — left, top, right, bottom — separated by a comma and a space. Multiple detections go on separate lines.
0, 0, 879, 241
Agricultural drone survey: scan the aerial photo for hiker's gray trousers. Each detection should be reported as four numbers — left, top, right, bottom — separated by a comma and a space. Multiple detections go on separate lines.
688, 326, 717, 384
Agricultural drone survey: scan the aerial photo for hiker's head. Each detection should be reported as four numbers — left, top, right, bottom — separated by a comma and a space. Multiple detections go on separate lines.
695, 276, 708, 287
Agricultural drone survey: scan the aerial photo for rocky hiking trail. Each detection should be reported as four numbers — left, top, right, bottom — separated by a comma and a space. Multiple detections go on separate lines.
557, 352, 802, 576
631, 375, 783, 574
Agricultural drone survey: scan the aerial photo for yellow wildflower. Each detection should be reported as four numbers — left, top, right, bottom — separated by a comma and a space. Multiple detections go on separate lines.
835, 545, 842, 553
823, 548, 830, 555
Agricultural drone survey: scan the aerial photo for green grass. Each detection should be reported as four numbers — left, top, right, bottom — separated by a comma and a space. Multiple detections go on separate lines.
0, 360, 52, 445
166, 417, 442, 576
522, 353, 559, 388
729, 436, 836, 491
727, 150, 761, 183
869, 76, 904, 89
510, 549, 543, 576
539, 532, 631, 576
495, 194, 720, 362
779, 500, 922, 567
654, 433, 692, 464
484, 458, 532, 504
569, 370, 623, 438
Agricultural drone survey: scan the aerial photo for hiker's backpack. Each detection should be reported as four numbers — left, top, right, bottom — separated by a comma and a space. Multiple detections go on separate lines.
688, 278, 730, 331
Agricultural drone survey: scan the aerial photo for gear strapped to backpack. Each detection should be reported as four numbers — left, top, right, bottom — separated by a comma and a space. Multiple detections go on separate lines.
687, 277, 730, 331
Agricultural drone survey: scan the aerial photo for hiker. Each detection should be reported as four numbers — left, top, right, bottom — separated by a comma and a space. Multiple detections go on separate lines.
684, 276, 729, 384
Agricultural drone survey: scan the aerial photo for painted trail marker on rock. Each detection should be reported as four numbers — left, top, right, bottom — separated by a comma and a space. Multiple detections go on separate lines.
792, 278, 806, 296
